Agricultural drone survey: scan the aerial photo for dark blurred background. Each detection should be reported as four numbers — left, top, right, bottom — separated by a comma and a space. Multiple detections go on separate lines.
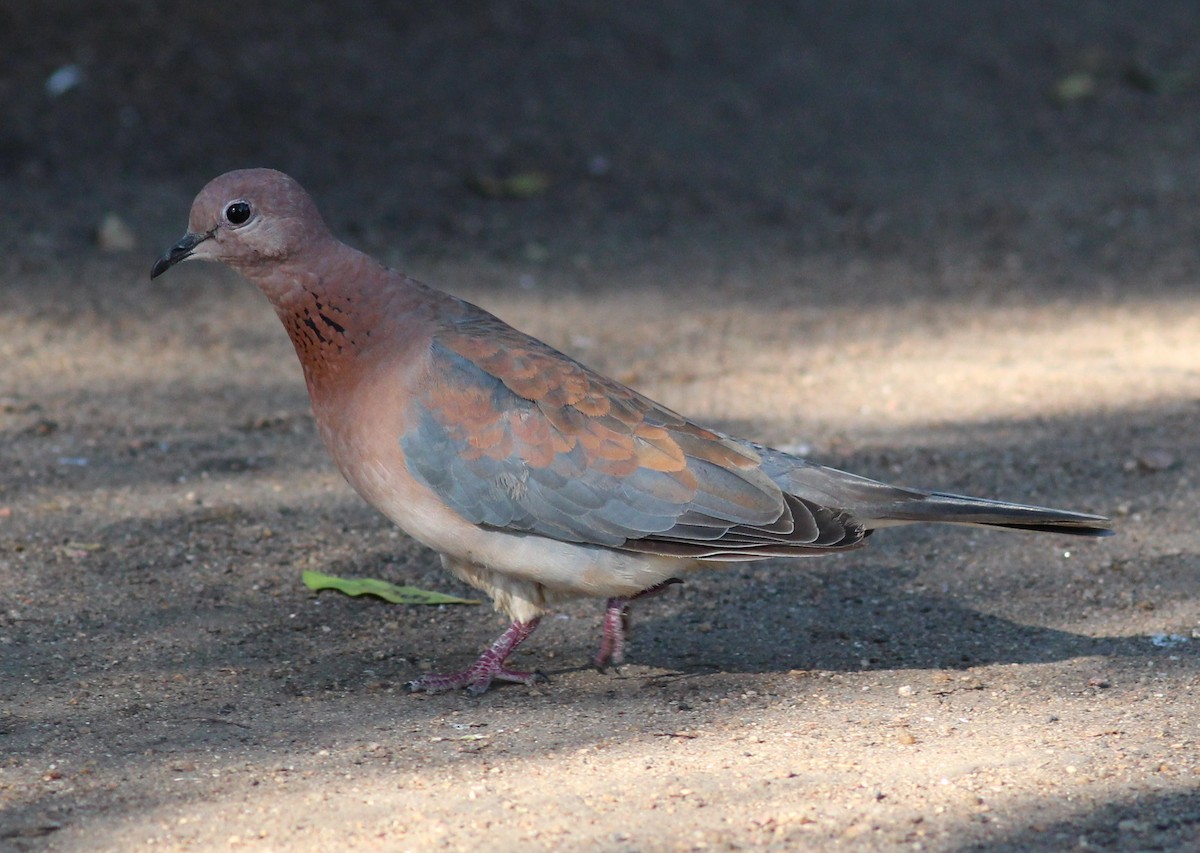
3, 1, 1200, 284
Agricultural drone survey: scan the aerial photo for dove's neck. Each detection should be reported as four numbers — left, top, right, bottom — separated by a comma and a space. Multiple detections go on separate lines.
242, 238, 430, 393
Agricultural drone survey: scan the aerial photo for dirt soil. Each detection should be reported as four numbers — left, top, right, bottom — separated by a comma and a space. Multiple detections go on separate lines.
3, 3, 1200, 851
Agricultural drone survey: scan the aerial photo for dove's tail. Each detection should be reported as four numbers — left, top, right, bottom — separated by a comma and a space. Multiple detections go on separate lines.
855, 489, 1113, 537
758, 449, 1113, 538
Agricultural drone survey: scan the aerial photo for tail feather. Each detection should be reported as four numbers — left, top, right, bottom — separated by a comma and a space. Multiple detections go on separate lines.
861, 490, 1113, 537
754, 446, 1112, 538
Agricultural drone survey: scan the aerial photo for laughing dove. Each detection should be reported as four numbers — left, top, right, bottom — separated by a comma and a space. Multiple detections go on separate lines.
152, 169, 1111, 695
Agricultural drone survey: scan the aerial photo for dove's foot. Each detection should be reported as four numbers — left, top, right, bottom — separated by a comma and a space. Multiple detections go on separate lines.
594, 578, 683, 671
406, 618, 544, 696
593, 597, 630, 671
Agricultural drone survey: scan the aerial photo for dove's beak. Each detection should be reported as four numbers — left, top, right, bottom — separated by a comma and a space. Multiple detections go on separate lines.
150, 231, 210, 279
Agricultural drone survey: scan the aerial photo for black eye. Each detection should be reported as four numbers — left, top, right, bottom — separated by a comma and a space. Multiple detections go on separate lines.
224, 201, 252, 225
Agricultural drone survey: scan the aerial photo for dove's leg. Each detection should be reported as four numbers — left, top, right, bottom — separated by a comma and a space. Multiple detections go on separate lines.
594, 598, 630, 671
407, 618, 545, 696
594, 578, 682, 670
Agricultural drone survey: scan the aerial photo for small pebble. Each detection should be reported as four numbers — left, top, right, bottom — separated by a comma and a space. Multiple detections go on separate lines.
96, 213, 137, 252
45, 64, 83, 97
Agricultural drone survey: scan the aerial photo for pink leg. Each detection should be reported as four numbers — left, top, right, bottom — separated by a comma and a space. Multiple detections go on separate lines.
406, 618, 544, 696
593, 578, 682, 671
593, 597, 630, 671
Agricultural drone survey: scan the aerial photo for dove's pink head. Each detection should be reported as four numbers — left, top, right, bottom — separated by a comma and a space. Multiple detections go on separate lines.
151, 168, 332, 279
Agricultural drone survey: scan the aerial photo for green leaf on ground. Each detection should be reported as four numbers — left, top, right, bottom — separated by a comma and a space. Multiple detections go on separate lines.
302, 570, 479, 605
1054, 71, 1096, 103
466, 170, 552, 199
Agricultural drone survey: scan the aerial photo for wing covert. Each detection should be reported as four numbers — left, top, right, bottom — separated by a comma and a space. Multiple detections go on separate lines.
401, 310, 866, 556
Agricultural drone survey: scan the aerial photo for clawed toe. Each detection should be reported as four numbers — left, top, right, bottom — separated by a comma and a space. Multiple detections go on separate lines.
405, 618, 544, 696
406, 666, 547, 696
594, 580, 682, 672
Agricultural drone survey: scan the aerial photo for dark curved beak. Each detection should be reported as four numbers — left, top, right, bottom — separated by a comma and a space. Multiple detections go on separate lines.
150, 232, 209, 279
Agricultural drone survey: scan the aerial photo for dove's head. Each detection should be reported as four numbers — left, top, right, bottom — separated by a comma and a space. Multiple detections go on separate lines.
151, 168, 330, 279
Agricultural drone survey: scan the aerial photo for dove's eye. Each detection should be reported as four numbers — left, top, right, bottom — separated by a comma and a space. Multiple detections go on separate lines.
224, 201, 252, 225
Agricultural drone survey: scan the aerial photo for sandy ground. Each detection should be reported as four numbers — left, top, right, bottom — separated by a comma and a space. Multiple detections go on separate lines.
3, 3, 1200, 851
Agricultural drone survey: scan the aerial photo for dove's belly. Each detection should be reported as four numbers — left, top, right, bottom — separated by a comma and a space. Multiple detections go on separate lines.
312, 392, 686, 605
